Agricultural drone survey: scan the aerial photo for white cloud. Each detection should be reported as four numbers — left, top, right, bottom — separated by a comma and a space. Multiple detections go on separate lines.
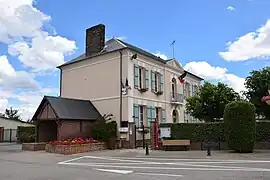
0, 0, 77, 71
116, 36, 127, 41
219, 19, 270, 61
8, 34, 76, 70
0, 0, 50, 44
154, 52, 169, 60
0, 55, 39, 89
0, 0, 76, 119
184, 61, 245, 93
7, 88, 59, 120
227, 6, 236, 11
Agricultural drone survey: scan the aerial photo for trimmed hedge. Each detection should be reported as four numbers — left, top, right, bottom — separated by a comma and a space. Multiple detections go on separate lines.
224, 101, 256, 153
17, 126, 36, 143
256, 122, 270, 141
160, 121, 270, 143
160, 123, 225, 142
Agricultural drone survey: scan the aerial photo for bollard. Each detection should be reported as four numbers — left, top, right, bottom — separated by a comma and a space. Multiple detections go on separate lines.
145, 142, 149, 155
207, 141, 211, 156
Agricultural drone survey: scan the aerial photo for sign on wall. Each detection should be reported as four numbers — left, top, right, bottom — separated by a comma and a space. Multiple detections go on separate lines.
160, 127, 171, 138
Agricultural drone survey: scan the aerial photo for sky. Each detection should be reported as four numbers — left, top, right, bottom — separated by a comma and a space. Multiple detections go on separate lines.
0, 0, 270, 120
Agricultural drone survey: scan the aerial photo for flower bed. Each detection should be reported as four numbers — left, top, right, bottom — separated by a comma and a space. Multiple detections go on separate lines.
45, 138, 106, 155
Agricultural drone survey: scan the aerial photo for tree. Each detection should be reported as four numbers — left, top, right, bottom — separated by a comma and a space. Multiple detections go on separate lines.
4, 107, 22, 121
224, 101, 256, 153
244, 67, 270, 119
185, 82, 240, 122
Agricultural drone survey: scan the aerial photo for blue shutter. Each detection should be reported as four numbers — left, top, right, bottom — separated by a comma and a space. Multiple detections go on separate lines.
147, 106, 151, 126
183, 83, 186, 99
161, 109, 166, 123
133, 104, 139, 126
145, 69, 149, 89
160, 74, 164, 92
151, 70, 155, 91
151, 106, 156, 121
134, 64, 139, 88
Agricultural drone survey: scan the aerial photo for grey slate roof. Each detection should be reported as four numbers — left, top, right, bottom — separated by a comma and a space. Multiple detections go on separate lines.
57, 38, 166, 68
57, 38, 203, 80
32, 96, 102, 120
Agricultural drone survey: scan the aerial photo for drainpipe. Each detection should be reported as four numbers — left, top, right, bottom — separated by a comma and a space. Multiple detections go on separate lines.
119, 51, 123, 123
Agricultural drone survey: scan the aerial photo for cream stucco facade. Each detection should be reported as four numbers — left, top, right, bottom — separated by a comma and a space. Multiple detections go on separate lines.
60, 39, 203, 136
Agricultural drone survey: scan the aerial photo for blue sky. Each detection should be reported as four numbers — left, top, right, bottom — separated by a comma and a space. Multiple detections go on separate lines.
0, 0, 270, 119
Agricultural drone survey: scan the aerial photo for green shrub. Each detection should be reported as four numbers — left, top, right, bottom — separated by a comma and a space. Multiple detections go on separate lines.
17, 126, 36, 143
91, 119, 117, 149
161, 123, 225, 142
223, 101, 256, 153
256, 122, 270, 142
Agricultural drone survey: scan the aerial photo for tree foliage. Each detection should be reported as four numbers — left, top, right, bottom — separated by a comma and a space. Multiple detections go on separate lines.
185, 82, 240, 122
244, 67, 270, 119
4, 107, 22, 121
223, 101, 256, 153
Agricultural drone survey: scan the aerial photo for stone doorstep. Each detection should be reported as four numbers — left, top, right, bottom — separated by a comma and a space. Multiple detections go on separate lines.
45, 143, 106, 155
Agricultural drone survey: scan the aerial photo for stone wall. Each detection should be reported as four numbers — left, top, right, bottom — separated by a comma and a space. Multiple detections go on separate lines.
22, 142, 47, 151
45, 142, 106, 155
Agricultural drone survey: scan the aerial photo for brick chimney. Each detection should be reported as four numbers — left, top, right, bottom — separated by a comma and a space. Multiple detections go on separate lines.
85, 24, 105, 56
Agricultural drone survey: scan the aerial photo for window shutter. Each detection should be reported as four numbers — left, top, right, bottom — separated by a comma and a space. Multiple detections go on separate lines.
161, 109, 166, 123
160, 74, 164, 92
151, 71, 155, 91
151, 106, 156, 121
147, 106, 151, 126
145, 69, 149, 89
133, 104, 139, 126
183, 83, 186, 98
134, 64, 139, 89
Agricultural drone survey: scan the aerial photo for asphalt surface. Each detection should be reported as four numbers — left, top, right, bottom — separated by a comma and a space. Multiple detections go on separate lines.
1, 144, 270, 179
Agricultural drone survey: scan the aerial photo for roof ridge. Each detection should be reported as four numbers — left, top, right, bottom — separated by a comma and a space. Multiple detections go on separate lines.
45, 96, 91, 102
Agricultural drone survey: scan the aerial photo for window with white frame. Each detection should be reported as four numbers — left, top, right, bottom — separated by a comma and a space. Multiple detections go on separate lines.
133, 104, 145, 127
147, 106, 166, 126
134, 64, 149, 90
151, 70, 163, 94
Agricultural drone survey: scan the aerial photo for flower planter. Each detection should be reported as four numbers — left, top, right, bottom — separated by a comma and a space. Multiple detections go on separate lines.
45, 142, 106, 155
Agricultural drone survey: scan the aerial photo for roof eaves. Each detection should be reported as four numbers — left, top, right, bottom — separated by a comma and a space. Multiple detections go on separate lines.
184, 70, 204, 81
57, 47, 127, 69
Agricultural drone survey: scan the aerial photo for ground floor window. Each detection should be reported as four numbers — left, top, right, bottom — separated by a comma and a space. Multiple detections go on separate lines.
134, 103, 166, 127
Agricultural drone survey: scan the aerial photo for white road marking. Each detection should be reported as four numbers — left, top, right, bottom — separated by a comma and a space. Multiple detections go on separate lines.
82, 156, 260, 170
95, 168, 133, 174
101, 156, 270, 163
62, 162, 270, 172
58, 156, 87, 164
136, 172, 183, 177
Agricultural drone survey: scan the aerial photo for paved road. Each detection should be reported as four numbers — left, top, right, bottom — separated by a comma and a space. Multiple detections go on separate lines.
0, 145, 270, 179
